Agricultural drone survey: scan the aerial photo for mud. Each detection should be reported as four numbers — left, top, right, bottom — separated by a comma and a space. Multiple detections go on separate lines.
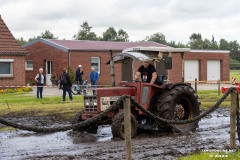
0, 108, 239, 160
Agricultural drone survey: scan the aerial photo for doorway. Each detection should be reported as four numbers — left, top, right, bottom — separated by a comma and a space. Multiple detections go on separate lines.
45, 60, 52, 85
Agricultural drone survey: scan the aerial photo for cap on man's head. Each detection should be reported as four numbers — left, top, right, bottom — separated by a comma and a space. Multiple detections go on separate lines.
78, 65, 82, 68
39, 68, 43, 71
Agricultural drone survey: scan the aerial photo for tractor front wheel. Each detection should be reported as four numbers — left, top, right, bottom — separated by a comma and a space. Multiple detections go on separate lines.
111, 112, 137, 139
72, 111, 98, 134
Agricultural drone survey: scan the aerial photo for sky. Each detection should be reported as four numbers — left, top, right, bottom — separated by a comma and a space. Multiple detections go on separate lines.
1, 0, 240, 44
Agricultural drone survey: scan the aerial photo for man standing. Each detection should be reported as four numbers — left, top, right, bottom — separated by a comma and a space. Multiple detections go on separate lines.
75, 65, 84, 84
60, 68, 73, 101
90, 67, 99, 85
135, 61, 157, 84
35, 68, 44, 98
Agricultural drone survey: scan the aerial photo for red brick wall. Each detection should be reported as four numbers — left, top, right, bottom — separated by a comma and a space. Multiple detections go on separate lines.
25, 43, 123, 85
0, 55, 26, 86
25, 42, 68, 83
24, 42, 230, 85
184, 52, 229, 82
70, 51, 122, 85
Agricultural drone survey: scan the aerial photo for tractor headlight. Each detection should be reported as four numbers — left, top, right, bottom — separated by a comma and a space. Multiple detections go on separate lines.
85, 100, 90, 106
93, 102, 97, 106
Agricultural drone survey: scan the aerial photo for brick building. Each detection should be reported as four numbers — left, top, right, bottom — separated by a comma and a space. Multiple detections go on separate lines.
23, 39, 230, 85
0, 15, 29, 87
23, 39, 166, 85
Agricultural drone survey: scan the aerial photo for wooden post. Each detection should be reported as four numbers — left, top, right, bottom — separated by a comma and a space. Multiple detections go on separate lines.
195, 78, 197, 94
124, 98, 132, 160
230, 90, 237, 149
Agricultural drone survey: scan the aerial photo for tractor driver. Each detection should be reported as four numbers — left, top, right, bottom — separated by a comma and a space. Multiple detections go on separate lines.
135, 60, 157, 84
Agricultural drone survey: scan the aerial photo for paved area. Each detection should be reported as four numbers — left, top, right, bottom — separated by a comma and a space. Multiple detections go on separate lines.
27, 83, 234, 97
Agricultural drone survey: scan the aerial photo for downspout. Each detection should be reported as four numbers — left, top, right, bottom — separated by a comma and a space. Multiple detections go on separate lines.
110, 50, 115, 87
68, 50, 71, 71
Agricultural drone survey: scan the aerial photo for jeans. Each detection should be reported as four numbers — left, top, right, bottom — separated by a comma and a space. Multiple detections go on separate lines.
91, 80, 98, 86
63, 87, 73, 101
37, 84, 43, 98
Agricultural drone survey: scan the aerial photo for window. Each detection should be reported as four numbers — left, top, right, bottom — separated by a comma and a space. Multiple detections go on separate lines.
91, 57, 100, 73
25, 60, 33, 70
0, 59, 14, 77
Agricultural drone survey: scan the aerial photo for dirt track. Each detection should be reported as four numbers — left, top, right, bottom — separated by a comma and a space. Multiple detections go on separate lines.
0, 108, 239, 160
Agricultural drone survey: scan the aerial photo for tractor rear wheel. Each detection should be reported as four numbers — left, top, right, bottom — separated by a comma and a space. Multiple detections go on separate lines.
154, 85, 200, 133
111, 112, 138, 139
72, 111, 98, 134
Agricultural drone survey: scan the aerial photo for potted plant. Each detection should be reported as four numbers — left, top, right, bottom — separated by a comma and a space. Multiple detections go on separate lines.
50, 72, 58, 86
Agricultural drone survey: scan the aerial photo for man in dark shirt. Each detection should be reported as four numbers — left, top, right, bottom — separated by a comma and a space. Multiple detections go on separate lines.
75, 65, 84, 84
135, 61, 157, 84
60, 68, 73, 101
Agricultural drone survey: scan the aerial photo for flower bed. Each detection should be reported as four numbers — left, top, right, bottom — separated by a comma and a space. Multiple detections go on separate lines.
0, 87, 32, 94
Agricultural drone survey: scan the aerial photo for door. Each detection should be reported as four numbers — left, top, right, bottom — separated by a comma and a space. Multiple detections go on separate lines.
184, 60, 199, 81
45, 60, 52, 85
207, 60, 220, 81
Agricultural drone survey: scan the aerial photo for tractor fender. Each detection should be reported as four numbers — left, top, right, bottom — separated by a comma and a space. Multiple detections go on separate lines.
166, 82, 191, 90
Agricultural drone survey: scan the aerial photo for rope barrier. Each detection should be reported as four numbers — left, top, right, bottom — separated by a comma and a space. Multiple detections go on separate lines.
0, 87, 239, 146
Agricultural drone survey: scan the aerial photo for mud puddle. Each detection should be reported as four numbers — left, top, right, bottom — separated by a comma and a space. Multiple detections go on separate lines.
0, 108, 239, 160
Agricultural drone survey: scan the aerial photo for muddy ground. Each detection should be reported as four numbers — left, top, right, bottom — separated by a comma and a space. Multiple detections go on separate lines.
0, 108, 239, 160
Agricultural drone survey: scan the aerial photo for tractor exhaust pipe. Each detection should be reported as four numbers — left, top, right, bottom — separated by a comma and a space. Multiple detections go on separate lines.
110, 50, 115, 87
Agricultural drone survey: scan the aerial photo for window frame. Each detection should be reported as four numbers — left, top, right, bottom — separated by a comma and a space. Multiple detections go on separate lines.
25, 60, 33, 70
91, 57, 101, 74
0, 59, 14, 77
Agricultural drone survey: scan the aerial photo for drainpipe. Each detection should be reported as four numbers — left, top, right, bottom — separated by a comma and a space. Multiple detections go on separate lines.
110, 50, 115, 87
68, 50, 71, 71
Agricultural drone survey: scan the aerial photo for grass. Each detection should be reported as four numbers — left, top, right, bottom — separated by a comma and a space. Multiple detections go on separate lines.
0, 92, 84, 120
197, 90, 231, 110
230, 70, 240, 81
179, 150, 239, 160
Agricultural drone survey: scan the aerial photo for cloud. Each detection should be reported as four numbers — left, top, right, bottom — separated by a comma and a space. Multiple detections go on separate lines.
1, 0, 240, 43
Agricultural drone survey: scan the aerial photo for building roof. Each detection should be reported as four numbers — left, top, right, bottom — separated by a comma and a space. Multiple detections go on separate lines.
191, 49, 230, 53
0, 15, 29, 56
23, 38, 168, 52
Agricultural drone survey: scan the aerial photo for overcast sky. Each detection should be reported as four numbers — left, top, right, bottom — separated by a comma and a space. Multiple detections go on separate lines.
1, 0, 240, 44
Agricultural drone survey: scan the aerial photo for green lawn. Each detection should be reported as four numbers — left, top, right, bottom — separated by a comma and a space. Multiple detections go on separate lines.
0, 92, 84, 120
179, 150, 239, 160
230, 70, 240, 81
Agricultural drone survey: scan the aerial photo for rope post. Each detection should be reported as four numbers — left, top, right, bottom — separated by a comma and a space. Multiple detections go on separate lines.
124, 98, 132, 160
195, 78, 197, 94
230, 89, 237, 149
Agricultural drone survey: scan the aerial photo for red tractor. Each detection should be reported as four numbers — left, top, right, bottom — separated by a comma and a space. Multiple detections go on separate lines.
73, 47, 200, 139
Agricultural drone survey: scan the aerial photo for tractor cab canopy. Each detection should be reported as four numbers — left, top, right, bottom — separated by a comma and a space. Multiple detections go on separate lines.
108, 47, 191, 64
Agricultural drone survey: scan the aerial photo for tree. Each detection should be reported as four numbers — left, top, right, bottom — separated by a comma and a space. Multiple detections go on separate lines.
16, 37, 27, 45
38, 30, 58, 39
189, 33, 202, 41
102, 27, 117, 41
219, 38, 229, 50
145, 32, 167, 44
210, 35, 218, 49
117, 29, 129, 42
73, 21, 97, 40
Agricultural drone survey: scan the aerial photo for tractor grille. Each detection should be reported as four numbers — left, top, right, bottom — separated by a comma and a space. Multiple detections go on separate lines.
84, 96, 98, 112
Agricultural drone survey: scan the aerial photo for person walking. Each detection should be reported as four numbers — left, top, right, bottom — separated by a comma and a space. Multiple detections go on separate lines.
90, 67, 99, 85
75, 65, 84, 84
35, 68, 44, 98
60, 68, 73, 101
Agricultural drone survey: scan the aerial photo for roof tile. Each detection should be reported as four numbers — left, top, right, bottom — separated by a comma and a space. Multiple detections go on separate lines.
0, 15, 29, 55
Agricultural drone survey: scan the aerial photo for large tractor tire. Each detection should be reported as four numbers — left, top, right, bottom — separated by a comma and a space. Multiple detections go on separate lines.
111, 112, 138, 139
154, 85, 200, 133
72, 111, 98, 134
